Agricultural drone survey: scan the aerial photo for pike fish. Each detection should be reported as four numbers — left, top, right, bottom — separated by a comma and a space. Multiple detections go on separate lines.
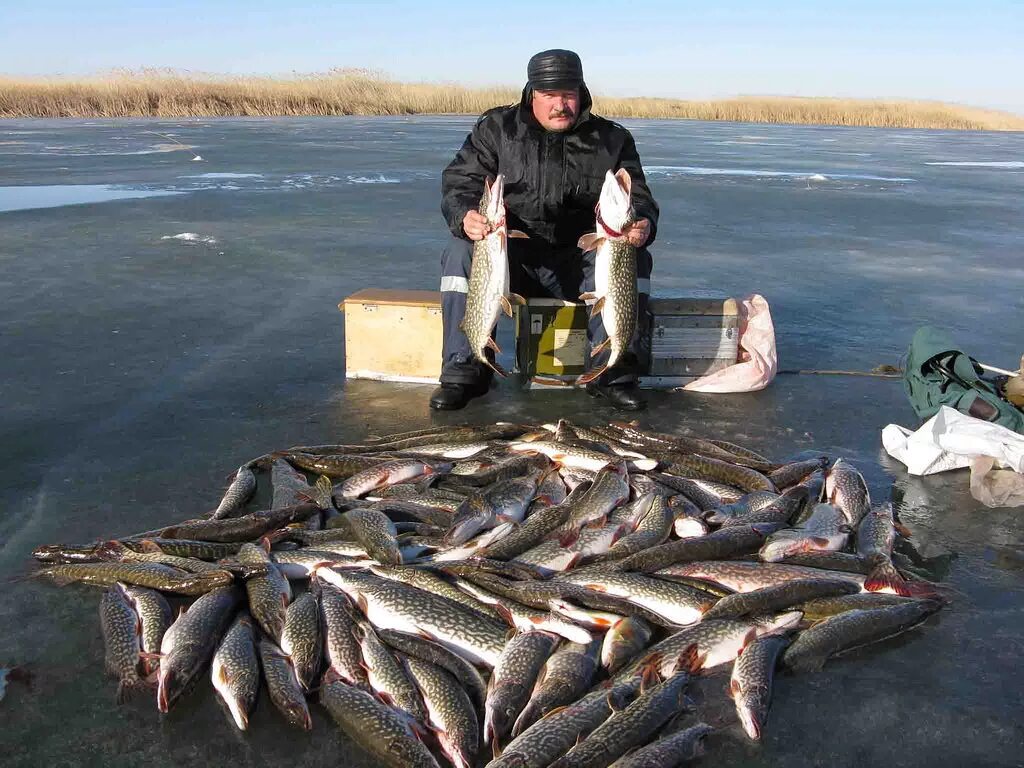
513, 640, 600, 736
319, 679, 441, 768
237, 542, 292, 642
608, 724, 714, 768
318, 581, 370, 689
405, 656, 480, 768
461, 174, 526, 377
783, 600, 942, 673
211, 612, 259, 730
730, 633, 791, 740
158, 586, 240, 712
759, 503, 851, 562
577, 169, 638, 386
857, 502, 916, 596
258, 635, 312, 730
357, 620, 429, 728
825, 458, 871, 526
99, 583, 149, 703
602, 616, 654, 674
38, 562, 234, 596
123, 585, 173, 676
280, 592, 322, 690
212, 462, 258, 519
485, 631, 560, 747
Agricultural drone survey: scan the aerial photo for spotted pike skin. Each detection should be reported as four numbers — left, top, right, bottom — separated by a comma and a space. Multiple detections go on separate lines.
707, 490, 782, 524
334, 508, 402, 565
237, 543, 292, 642
661, 560, 867, 593
358, 620, 428, 726
258, 635, 312, 730
404, 656, 479, 768
99, 584, 147, 703
446, 474, 539, 546
513, 640, 600, 736
616, 612, 802, 680
554, 464, 630, 537
619, 523, 783, 573
370, 565, 501, 621
317, 568, 509, 666
212, 464, 257, 519
123, 585, 172, 676
769, 457, 828, 490
663, 453, 777, 494
604, 495, 673, 559
158, 586, 240, 712
648, 473, 744, 510
795, 592, 919, 622
159, 503, 321, 542
760, 503, 850, 562
211, 612, 259, 730
98, 540, 224, 573
340, 459, 436, 499
320, 680, 441, 768
703, 578, 859, 620
550, 670, 691, 768
278, 451, 388, 478
485, 631, 560, 746
280, 592, 322, 690
731, 634, 791, 740
558, 571, 716, 626
488, 681, 642, 768
783, 600, 941, 673
126, 538, 243, 561
482, 484, 592, 560
826, 458, 871, 526
602, 616, 653, 674
608, 724, 714, 768
319, 582, 370, 689
720, 485, 809, 528
39, 562, 234, 595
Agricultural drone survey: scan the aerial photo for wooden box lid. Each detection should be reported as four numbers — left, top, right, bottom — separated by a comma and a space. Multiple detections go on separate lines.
340, 289, 442, 312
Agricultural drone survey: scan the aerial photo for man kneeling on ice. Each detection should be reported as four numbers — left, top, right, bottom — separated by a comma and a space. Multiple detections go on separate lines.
432, 49, 659, 412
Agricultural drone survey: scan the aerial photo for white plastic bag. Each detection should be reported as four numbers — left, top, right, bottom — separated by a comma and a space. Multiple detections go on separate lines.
882, 406, 1024, 508
680, 294, 777, 393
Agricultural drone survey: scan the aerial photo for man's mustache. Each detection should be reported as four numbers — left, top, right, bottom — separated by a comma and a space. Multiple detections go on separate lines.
549, 109, 575, 118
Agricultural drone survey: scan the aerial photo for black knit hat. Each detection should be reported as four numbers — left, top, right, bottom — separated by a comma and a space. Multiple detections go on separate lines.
527, 49, 584, 91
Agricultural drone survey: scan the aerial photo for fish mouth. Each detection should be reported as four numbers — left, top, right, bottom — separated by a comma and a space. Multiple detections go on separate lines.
156, 671, 172, 713
486, 175, 505, 222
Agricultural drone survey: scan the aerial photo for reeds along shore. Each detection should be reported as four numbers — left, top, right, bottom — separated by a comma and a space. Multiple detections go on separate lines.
2, 70, 1022, 131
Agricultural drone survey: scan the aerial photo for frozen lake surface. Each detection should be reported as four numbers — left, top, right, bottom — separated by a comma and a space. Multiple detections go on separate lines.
1, 117, 1022, 766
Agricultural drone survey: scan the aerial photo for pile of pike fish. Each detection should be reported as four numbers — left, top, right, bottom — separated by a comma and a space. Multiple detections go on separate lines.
31, 420, 946, 768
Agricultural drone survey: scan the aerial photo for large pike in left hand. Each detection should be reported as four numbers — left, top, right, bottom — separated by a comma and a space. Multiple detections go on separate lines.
461, 174, 527, 377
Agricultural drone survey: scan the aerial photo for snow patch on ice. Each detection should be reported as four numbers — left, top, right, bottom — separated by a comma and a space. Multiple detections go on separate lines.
161, 232, 218, 245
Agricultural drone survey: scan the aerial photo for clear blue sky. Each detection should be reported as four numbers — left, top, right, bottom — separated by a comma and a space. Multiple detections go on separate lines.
2, 0, 1022, 112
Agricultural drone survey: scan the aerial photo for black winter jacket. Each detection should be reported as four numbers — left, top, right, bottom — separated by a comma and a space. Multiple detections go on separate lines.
441, 84, 659, 249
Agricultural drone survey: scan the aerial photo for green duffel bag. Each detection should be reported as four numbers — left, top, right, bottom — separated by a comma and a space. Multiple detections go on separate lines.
903, 326, 1024, 434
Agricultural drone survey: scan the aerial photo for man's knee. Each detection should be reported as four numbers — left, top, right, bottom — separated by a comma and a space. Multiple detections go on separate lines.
440, 236, 473, 294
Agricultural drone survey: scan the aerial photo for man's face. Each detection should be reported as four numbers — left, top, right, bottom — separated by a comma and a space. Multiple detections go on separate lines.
531, 88, 580, 132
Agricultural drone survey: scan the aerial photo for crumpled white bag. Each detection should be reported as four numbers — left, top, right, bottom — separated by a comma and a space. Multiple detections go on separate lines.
680, 294, 777, 393
882, 406, 1024, 507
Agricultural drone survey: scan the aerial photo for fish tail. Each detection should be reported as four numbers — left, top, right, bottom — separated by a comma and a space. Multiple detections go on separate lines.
116, 676, 151, 706
864, 560, 910, 595
577, 365, 608, 386
480, 355, 508, 378
95, 540, 129, 560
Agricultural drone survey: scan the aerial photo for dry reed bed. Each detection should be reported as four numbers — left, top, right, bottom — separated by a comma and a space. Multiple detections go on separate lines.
2, 70, 1021, 131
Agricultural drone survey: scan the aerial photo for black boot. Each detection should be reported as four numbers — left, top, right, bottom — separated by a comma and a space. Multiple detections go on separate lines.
429, 381, 488, 411
586, 381, 647, 411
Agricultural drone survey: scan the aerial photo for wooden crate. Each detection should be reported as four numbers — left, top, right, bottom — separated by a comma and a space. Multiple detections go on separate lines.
340, 289, 442, 383
648, 297, 740, 377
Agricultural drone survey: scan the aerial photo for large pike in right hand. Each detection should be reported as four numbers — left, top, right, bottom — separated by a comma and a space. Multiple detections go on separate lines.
577, 169, 638, 386
461, 174, 527, 377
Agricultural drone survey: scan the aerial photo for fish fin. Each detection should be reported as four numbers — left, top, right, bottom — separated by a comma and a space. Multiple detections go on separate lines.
322, 667, 343, 686
556, 528, 580, 548
578, 233, 605, 253
585, 515, 608, 530
494, 602, 515, 627
508, 230, 530, 239
809, 537, 831, 548
500, 295, 514, 318
115, 677, 149, 706
491, 739, 503, 760
729, 677, 741, 698
894, 522, 913, 538
584, 582, 608, 593
485, 337, 502, 354
576, 366, 608, 386
482, 356, 509, 378
579, 291, 598, 301
508, 292, 528, 304
136, 539, 164, 553
679, 643, 705, 674
589, 297, 606, 320
638, 652, 664, 690
742, 628, 758, 651
355, 593, 370, 615
540, 704, 568, 721
864, 561, 909, 596
216, 663, 232, 685
259, 536, 273, 553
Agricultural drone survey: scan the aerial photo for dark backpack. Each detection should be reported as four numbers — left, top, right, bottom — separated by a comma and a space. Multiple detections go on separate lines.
903, 326, 1024, 434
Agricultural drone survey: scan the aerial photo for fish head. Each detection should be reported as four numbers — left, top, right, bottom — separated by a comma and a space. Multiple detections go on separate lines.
281, 700, 313, 731
481, 174, 506, 227
597, 169, 635, 233
736, 700, 764, 741
156, 663, 185, 714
